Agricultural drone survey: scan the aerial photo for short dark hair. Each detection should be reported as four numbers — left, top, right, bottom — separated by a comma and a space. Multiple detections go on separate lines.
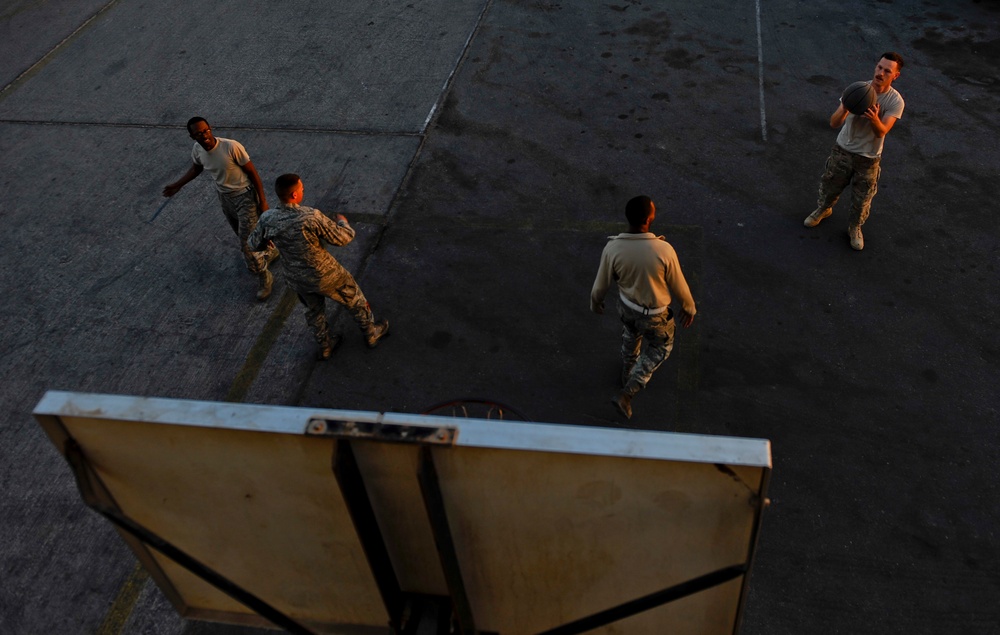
275, 173, 302, 200
186, 116, 209, 133
625, 195, 655, 226
881, 51, 904, 70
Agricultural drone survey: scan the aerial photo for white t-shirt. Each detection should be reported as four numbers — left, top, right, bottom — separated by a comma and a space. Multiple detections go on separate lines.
191, 137, 251, 193
837, 84, 905, 159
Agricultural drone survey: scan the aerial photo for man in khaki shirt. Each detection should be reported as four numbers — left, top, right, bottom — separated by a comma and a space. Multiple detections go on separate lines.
591, 196, 696, 419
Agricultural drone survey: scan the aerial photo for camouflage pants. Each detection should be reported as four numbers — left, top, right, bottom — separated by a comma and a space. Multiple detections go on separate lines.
298, 273, 375, 345
816, 144, 881, 228
218, 187, 274, 275
618, 301, 675, 394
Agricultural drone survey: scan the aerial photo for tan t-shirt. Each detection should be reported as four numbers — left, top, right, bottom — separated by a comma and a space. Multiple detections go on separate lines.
837, 84, 905, 159
191, 137, 251, 193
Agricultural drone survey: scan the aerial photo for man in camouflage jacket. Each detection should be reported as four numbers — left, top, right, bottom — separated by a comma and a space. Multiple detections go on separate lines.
248, 173, 389, 359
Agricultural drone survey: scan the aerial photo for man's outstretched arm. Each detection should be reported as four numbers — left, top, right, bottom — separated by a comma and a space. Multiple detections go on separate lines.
163, 163, 203, 197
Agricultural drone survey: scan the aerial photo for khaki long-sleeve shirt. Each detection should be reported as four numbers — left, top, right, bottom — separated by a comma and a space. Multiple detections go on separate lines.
590, 233, 696, 316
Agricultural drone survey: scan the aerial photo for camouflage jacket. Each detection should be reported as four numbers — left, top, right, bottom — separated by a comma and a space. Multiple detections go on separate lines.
248, 203, 356, 293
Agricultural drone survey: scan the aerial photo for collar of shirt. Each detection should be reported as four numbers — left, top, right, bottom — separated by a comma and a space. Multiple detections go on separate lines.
609, 232, 664, 240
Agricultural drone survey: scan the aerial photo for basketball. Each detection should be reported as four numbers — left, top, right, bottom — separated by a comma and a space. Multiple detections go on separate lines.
841, 81, 877, 115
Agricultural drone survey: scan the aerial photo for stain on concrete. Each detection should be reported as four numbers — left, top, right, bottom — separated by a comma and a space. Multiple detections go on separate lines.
104, 58, 127, 76
912, 28, 1000, 95
623, 14, 671, 39
807, 74, 839, 87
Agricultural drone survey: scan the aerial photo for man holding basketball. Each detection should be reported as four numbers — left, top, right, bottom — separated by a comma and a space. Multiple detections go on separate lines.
803, 52, 905, 250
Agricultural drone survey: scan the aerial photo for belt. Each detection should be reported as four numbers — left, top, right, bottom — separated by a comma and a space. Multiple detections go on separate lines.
220, 185, 253, 197
834, 144, 879, 163
619, 292, 671, 316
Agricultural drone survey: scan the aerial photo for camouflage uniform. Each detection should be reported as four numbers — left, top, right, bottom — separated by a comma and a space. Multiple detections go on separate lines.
247, 203, 378, 346
219, 186, 276, 275
618, 303, 676, 394
817, 144, 881, 229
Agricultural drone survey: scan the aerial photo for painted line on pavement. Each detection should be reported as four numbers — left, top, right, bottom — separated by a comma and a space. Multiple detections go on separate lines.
0, 118, 423, 137
225, 288, 300, 404
422, 0, 496, 133
0, 0, 123, 102
95, 563, 148, 635
756, 0, 768, 141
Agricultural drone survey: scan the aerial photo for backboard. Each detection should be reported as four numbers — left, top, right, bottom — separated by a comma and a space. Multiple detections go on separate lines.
34, 391, 770, 634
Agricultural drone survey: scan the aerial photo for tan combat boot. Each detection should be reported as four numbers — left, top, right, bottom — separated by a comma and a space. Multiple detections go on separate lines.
256, 270, 273, 301
848, 225, 864, 250
366, 319, 390, 348
803, 207, 832, 227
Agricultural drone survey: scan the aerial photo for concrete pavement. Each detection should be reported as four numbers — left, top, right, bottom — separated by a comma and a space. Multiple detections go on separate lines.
2, 0, 998, 633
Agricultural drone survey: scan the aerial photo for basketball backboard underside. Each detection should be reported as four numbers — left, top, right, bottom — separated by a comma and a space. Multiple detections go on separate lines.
34, 391, 770, 635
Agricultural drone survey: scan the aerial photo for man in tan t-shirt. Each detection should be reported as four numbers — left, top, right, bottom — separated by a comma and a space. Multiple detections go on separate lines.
591, 196, 696, 419
163, 116, 278, 300
804, 52, 906, 251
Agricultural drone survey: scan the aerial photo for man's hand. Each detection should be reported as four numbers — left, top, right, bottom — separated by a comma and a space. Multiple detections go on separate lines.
862, 102, 881, 122
164, 164, 202, 197
679, 309, 695, 328
829, 103, 849, 129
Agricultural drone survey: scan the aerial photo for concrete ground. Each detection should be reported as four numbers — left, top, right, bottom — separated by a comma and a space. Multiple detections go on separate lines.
2, 0, 998, 633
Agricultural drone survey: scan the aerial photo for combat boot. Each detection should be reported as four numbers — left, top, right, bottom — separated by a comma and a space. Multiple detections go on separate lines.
366, 319, 390, 348
256, 270, 274, 301
611, 391, 633, 420
317, 334, 343, 361
848, 224, 864, 250
612, 380, 641, 419
265, 246, 280, 266
803, 207, 832, 227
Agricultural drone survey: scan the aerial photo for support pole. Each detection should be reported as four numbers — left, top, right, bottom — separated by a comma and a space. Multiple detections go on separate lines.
332, 440, 406, 631
534, 564, 748, 635
417, 446, 478, 635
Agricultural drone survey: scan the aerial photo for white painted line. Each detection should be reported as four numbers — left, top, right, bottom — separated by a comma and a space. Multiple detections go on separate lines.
422, 0, 495, 133
0, 0, 123, 100
756, 0, 768, 142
